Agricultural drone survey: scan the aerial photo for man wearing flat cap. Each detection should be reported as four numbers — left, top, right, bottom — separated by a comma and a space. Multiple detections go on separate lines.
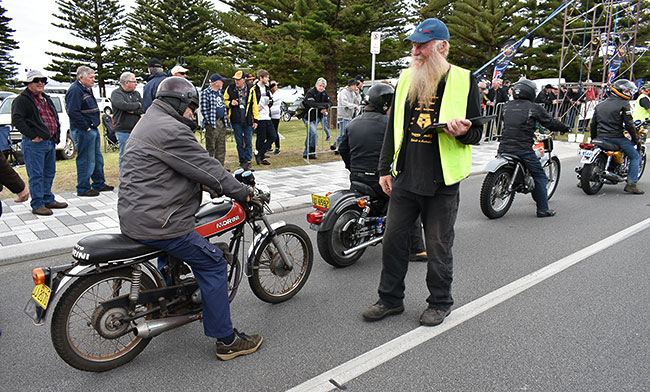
200, 73, 227, 165
363, 18, 482, 327
143, 57, 166, 112
12, 70, 68, 215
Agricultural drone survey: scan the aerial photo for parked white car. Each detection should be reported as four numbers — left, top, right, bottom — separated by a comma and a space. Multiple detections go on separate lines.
96, 97, 112, 115
0, 93, 76, 160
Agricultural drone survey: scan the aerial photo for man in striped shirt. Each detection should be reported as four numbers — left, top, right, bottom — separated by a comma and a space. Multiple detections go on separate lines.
200, 74, 227, 166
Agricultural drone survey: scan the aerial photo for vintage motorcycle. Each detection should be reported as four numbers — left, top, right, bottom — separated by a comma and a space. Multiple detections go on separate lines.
480, 133, 561, 219
24, 169, 313, 372
576, 119, 648, 194
307, 181, 387, 268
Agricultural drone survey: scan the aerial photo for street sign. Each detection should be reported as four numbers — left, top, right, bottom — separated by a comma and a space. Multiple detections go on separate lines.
370, 31, 381, 54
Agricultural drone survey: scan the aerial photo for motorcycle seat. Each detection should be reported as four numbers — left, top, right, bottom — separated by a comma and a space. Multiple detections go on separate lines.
73, 234, 161, 264
592, 139, 620, 152
350, 181, 377, 198
498, 152, 521, 161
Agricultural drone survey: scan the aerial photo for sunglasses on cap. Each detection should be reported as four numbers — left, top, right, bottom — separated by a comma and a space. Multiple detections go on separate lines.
32, 78, 48, 84
178, 72, 186, 75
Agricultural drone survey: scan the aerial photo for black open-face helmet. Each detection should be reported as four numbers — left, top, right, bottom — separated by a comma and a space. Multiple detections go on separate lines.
610, 79, 636, 100
156, 76, 200, 115
367, 83, 395, 114
511, 79, 537, 101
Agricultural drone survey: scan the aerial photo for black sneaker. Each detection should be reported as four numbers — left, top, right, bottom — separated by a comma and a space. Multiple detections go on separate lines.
78, 189, 100, 197
536, 209, 556, 218
419, 306, 451, 326
98, 185, 114, 192
362, 301, 404, 321
273, 148, 281, 155
216, 329, 263, 360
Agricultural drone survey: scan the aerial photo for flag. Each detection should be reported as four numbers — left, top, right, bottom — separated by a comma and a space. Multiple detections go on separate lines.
492, 39, 523, 80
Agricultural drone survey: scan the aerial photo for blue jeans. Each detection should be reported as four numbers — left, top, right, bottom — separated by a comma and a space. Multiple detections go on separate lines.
231, 122, 253, 164
501, 150, 549, 212
21, 137, 56, 210
303, 119, 318, 155
71, 128, 106, 194
139, 231, 233, 339
317, 115, 330, 139
116, 131, 130, 172
333, 119, 351, 148
600, 137, 641, 183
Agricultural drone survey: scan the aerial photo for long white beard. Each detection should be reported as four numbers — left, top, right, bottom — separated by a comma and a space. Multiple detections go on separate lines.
408, 50, 449, 108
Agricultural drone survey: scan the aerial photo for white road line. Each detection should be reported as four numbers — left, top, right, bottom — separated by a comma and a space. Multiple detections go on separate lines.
287, 216, 650, 392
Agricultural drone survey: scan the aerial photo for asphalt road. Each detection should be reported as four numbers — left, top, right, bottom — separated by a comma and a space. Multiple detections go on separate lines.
1, 157, 649, 392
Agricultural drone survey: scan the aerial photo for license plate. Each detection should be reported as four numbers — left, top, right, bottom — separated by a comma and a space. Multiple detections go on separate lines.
30, 284, 51, 310
578, 149, 594, 159
311, 194, 330, 211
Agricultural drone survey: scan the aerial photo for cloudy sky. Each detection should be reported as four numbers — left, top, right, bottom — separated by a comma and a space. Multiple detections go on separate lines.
4, 0, 229, 80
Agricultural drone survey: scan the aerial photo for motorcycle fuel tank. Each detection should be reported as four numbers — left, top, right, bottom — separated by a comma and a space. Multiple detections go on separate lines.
194, 200, 246, 238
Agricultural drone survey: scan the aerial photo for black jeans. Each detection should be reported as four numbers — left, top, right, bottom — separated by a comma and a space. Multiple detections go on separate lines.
500, 150, 549, 212
378, 183, 460, 310
255, 120, 276, 160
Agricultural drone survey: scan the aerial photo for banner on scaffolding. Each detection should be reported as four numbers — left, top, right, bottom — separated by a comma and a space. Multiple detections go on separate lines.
492, 40, 522, 80
607, 45, 627, 84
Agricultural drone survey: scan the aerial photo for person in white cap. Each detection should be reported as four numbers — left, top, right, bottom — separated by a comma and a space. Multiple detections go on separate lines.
11, 70, 68, 215
171, 65, 188, 78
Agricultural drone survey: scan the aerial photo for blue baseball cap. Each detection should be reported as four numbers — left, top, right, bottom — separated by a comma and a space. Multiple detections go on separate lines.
405, 18, 449, 43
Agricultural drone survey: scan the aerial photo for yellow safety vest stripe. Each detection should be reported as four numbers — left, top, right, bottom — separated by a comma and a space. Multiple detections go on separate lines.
633, 93, 650, 121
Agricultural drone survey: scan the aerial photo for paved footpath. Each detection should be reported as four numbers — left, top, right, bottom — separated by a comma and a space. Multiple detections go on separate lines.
0, 141, 580, 263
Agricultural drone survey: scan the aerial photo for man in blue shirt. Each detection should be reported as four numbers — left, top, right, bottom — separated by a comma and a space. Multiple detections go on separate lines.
142, 58, 167, 112
65, 66, 113, 197
200, 74, 227, 166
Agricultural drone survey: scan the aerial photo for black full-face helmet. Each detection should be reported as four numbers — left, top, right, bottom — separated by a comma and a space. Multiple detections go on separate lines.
367, 83, 395, 114
156, 76, 200, 115
511, 79, 537, 101
610, 79, 636, 100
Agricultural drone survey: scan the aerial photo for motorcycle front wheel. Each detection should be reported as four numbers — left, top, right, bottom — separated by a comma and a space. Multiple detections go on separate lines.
317, 206, 367, 267
480, 167, 515, 219
50, 268, 156, 372
544, 156, 561, 200
637, 148, 647, 180
249, 224, 313, 303
581, 156, 605, 195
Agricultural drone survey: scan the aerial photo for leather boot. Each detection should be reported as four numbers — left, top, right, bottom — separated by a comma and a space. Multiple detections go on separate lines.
624, 182, 645, 194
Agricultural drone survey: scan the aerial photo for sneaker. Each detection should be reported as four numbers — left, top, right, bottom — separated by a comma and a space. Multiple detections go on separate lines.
215, 329, 263, 360
536, 209, 556, 218
78, 189, 100, 197
419, 306, 451, 326
309, 154, 317, 159
624, 182, 645, 194
362, 301, 404, 321
408, 251, 427, 262
45, 201, 68, 209
330, 145, 337, 151
273, 149, 281, 155
98, 185, 114, 192
32, 206, 53, 216
259, 159, 271, 165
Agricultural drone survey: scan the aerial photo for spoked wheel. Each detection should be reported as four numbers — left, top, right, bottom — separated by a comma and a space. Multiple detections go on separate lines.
637, 148, 647, 180
281, 111, 292, 122
544, 156, 561, 200
50, 269, 156, 372
480, 167, 515, 219
249, 224, 313, 303
581, 157, 605, 195
316, 207, 366, 267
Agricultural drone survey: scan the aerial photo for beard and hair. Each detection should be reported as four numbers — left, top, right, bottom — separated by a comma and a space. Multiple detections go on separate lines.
408, 40, 450, 108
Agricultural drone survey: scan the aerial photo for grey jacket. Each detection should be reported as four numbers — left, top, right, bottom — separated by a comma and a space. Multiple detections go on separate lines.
110, 86, 143, 133
118, 99, 249, 240
337, 87, 360, 120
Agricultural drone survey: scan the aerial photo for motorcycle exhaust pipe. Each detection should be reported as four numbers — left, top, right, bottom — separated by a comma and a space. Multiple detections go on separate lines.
134, 314, 202, 338
601, 171, 625, 183
342, 236, 383, 256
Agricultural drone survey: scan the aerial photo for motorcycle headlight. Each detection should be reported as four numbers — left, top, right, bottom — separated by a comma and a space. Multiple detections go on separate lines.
256, 184, 271, 203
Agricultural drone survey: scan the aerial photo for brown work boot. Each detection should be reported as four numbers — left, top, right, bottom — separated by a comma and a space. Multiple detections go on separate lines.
32, 206, 53, 216
624, 182, 645, 194
216, 329, 263, 360
45, 201, 68, 209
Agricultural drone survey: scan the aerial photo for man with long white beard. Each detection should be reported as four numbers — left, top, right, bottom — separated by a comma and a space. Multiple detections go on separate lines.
363, 18, 482, 326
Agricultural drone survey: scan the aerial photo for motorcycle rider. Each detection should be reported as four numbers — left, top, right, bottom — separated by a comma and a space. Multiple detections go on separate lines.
633, 82, 650, 122
498, 79, 570, 217
590, 79, 644, 194
338, 83, 427, 261
118, 77, 263, 360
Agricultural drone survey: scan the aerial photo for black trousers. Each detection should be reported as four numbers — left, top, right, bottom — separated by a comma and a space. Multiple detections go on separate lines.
378, 183, 460, 310
255, 120, 276, 160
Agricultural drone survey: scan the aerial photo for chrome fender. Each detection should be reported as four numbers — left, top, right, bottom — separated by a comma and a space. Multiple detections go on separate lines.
247, 221, 287, 266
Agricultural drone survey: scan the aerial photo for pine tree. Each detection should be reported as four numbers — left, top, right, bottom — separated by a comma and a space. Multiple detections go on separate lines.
46, 0, 125, 96
0, 2, 19, 86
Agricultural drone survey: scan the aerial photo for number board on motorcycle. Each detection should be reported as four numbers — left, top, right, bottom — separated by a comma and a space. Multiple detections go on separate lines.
30, 284, 51, 310
312, 194, 330, 211
578, 149, 594, 160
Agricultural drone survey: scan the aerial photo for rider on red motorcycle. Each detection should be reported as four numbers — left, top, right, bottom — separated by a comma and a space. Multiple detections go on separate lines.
338, 83, 427, 261
118, 76, 263, 360
498, 79, 569, 217
590, 79, 644, 194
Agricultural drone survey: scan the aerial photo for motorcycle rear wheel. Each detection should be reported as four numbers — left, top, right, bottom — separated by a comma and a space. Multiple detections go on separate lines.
480, 167, 515, 219
317, 207, 367, 267
544, 156, 561, 200
51, 268, 156, 372
581, 157, 605, 195
249, 224, 313, 303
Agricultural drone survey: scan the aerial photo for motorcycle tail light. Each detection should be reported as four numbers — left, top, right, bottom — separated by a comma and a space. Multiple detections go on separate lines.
579, 143, 594, 150
32, 268, 46, 285
306, 211, 323, 224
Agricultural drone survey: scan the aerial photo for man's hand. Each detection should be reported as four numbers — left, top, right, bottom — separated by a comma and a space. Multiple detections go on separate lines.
444, 118, 472, 137
15, 187, 29, 202
252, 122, 258, 130
231, 99, 238, 106
32, 137, 43, 142
379, 175, 392, 196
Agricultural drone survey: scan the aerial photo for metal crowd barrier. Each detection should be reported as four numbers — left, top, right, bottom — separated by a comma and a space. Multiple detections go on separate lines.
303, 106, 343, 163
